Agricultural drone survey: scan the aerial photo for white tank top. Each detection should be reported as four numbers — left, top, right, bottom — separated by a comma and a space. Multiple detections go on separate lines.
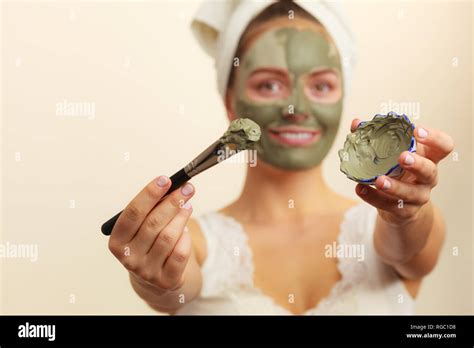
176, 202, 415, 315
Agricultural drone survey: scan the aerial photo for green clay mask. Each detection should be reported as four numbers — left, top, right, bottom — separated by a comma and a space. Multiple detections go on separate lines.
233, 27, 343, 170
338, 114, 415, 183
220, 118, 261, 151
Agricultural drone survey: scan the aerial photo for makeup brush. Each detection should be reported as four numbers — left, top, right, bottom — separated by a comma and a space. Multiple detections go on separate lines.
101, 118, 261, 236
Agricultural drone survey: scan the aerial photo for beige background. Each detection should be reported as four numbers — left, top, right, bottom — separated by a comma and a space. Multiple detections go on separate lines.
1, 0, 472, 314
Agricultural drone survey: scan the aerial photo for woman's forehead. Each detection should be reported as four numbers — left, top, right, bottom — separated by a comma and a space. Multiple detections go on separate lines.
244, 31, 340, 77
237, 18, 340, 76
241, 16, 333, 53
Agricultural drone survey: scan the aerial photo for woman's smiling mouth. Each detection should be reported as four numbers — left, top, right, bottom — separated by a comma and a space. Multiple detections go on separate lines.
268, 125, 322, 147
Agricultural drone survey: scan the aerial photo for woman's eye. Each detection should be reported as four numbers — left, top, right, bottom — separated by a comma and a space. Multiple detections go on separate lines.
314, 83, 331, 93
304, 72, 341, 102
246, 75, 290, 101
258, 81, 281, 93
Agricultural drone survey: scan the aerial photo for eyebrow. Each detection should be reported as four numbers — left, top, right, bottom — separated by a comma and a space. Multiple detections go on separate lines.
308, 68, 339, 76
249, 67, 289, 78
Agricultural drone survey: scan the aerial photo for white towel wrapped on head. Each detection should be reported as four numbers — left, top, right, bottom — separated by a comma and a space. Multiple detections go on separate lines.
191, 0, 357, 99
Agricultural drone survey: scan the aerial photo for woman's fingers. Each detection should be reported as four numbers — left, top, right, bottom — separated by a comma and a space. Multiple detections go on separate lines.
356, 183, 419, 221
398, 151, 438, 186
109, 176, 171, 247
161, 229, 193, 290
107, 176, 196, 293
147, 201, 193, 265
374, 175, 431, 206
129, 183, 195, 255
139, 204, 193, 290
414, 126, 455, 164
356, 184, 398, 210
350, 118, 362, 132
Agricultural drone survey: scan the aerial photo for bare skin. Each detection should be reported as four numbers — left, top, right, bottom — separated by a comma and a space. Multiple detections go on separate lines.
219, 163, 357, 313
110, 16, 453, 315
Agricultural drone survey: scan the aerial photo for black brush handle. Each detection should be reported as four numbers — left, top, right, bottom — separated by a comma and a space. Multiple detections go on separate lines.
100, 168, 191, 236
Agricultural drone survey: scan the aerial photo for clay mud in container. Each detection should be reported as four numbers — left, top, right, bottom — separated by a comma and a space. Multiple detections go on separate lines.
338, 113, 416, 184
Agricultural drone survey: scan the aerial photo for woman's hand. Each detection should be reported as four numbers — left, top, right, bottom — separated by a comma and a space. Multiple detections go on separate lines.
350, 118, 454, 225
350, 119, 453, 280
108, 176, 201, 311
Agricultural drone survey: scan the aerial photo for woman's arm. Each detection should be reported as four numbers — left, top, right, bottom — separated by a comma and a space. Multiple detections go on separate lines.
374, 202, 445, 280
352, 122, 454, 282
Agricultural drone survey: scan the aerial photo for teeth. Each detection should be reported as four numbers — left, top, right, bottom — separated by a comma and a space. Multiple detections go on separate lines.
278, 132, 313, 140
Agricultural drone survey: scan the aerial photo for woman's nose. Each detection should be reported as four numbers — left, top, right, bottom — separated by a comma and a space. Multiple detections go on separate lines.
282, 113, 309, 123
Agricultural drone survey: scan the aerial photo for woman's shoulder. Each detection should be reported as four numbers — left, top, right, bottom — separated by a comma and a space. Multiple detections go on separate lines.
328, 192, 359, 215
336, 196, 359, 213
330, 190, 377, 217
329, 193, 379, 245
187, 209, 241, 267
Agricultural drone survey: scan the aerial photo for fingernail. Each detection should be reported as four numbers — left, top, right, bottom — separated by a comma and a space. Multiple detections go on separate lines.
181, 183, 194, 196
382, 179, 391, 190
359, 186, 368, 195
156, 176, 169, 187
418, 128, 428, 138
404, 154, 415, 165
183, 226, 189, 233
182, 201, 192, 210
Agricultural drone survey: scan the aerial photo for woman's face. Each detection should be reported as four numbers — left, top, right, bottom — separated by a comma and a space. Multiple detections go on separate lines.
229, 17, 343, 170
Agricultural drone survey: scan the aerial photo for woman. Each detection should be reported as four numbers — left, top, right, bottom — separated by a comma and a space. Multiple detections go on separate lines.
108, 1, 454, 314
